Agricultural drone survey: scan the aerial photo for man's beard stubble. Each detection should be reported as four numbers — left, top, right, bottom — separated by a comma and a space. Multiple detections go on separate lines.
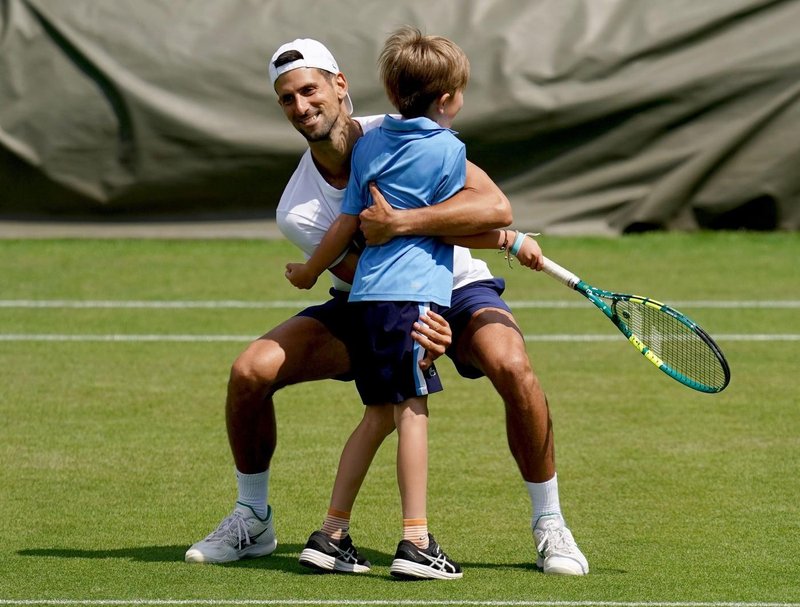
294, 111, 340, 143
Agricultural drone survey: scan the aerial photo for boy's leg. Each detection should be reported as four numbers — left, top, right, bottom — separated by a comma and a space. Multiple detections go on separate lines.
389, 397, 462, 581
328, 405, 396, 514
394, 396, 429, 527
298, 405, 394, 574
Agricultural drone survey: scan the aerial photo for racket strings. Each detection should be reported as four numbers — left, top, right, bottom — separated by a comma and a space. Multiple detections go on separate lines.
613, 299, 727, 390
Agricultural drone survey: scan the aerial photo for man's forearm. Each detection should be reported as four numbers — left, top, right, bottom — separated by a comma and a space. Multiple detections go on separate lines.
390, 161, 512, 237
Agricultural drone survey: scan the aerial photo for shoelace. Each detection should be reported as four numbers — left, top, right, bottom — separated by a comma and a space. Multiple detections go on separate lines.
205, 511, 252, 549
537, 523, 575, 556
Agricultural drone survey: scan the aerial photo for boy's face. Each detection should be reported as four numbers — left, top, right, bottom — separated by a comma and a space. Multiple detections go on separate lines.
274, 68, 347, 142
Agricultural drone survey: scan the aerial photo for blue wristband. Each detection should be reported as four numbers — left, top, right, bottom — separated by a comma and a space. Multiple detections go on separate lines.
509, 231, 527, 256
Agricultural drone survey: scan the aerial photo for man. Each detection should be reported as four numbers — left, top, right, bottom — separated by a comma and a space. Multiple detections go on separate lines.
185, 37, 588, 576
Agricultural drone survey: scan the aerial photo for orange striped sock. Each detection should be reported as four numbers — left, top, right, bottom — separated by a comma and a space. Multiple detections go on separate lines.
403, 518, 429, 549
321, 508, 350, 540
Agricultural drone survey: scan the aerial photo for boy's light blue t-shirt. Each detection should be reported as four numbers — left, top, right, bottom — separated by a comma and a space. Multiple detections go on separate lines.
341, 114, 466, 307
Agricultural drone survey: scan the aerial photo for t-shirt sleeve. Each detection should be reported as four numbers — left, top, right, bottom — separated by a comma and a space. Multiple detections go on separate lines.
276, 207, 349, 266
433, 139, 467, 203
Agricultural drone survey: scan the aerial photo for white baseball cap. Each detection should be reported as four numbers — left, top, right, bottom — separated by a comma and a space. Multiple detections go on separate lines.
269, 38, 353, 114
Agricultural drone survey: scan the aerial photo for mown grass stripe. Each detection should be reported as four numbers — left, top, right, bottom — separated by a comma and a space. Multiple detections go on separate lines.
1, 300, 799, 310
1, 600, 798, 607
0, 334, 797, 343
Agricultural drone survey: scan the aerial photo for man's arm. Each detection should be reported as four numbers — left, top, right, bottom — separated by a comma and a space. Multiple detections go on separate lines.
358, 160, 512, 245
443, 229, 545, 271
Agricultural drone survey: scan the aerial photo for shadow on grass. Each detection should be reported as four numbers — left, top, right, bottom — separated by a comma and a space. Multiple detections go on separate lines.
18, 543, 307, 571
17, 543, 561, 575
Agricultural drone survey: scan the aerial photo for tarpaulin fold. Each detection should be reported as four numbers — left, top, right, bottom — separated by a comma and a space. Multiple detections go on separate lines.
1, 0, 798, 233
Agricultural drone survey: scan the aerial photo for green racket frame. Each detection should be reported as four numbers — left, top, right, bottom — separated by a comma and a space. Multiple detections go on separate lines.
542, 257, 730, 393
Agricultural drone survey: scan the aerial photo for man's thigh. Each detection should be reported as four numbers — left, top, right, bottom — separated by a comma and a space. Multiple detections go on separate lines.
240, 315, 353, 388
452, 306, 526, 375
444, 278, 517, 378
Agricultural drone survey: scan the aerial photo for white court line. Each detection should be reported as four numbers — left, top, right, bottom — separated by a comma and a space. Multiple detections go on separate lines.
0, 334, 798, 343
0, 300, 312, 309
1, 600, 799, 607
1, 300, 799, 309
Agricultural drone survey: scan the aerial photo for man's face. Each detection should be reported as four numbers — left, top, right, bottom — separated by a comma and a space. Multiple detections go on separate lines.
274, 68, 345, 142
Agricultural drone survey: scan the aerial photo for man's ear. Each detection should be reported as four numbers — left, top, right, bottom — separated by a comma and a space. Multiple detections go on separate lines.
335, 72, 349, 103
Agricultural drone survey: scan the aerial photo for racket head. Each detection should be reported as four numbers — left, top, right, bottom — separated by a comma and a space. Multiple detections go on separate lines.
609, 295, 731, 393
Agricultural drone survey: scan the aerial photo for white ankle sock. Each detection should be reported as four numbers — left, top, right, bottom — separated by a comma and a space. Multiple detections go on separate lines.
525, 473, 562, 524
236, 468, 269, 519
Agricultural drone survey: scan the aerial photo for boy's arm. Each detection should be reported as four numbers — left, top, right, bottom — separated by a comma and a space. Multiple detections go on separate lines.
358, 160, 513, 245
444, 229, 545, 271
327, 250, 359, 285
286, 214, 360, 289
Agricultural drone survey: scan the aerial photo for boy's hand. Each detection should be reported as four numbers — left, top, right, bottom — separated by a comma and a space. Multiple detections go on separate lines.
412, 310, 452, 371
285, 262, 318, 289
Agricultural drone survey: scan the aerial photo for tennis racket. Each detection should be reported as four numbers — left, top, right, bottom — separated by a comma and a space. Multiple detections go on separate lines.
541, 257, 730, 393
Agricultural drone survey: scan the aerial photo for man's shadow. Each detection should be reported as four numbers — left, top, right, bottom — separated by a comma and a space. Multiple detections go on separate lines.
18, 544, 547, 575
19, 543, 311, 573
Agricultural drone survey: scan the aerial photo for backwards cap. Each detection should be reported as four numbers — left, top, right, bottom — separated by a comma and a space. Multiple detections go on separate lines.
268, 38, 353, 114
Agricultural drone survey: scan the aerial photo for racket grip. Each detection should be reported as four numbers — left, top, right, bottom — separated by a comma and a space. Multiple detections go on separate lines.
542, 256, 581, 288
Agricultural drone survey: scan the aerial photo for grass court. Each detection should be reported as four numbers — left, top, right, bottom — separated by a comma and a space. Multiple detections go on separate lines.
0, 231, 798, 605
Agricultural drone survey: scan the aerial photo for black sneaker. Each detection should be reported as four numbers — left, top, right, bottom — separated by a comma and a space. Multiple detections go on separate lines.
298, 531, 371, 573
389, 533, 462, 580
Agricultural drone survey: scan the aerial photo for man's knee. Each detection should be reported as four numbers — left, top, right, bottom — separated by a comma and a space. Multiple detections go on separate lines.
229, 342, 282, 398
488, 345, 535, 385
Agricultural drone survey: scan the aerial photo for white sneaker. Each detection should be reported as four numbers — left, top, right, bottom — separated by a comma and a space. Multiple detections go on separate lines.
185, 503, 277, 563
533, 514, 589, 575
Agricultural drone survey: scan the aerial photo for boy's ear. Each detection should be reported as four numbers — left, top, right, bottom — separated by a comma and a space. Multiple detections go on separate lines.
436, 92, 452, 113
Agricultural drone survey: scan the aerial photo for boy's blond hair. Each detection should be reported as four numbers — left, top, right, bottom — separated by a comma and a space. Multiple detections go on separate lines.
378, 26, 470, 119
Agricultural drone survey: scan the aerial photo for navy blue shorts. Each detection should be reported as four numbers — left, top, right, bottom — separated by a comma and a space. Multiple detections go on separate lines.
296, 289, 358, 382
348, 301, 444, 405
441, 278, 511, 379
296, 278, 511, 382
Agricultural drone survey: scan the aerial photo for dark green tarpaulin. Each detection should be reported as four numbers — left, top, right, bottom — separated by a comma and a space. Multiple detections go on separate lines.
1, 0, 799, 233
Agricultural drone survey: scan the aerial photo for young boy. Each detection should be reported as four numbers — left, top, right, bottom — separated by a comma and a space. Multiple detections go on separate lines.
285, 27, 542, 580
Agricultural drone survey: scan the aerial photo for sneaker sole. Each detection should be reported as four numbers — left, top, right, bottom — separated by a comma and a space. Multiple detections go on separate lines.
536, 555, 588, 575
185, 537, 277, 564
299, 548, 370, 573
390, 559, 462, 580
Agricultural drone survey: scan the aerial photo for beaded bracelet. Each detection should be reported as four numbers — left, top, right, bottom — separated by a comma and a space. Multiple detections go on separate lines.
499, 229, 510, 252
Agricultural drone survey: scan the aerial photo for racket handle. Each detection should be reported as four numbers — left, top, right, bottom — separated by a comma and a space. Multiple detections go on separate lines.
542, 256, 581, 289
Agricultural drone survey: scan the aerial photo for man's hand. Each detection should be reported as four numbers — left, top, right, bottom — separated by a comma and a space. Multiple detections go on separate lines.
359, 182, 399, 245
412, 310, 452, 371
285, 262, 318, 289
514, 234, 545, 271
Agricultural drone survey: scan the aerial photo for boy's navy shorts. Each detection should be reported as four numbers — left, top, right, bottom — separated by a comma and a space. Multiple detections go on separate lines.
296, 278, 511, 382
348, 301, 444, 405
